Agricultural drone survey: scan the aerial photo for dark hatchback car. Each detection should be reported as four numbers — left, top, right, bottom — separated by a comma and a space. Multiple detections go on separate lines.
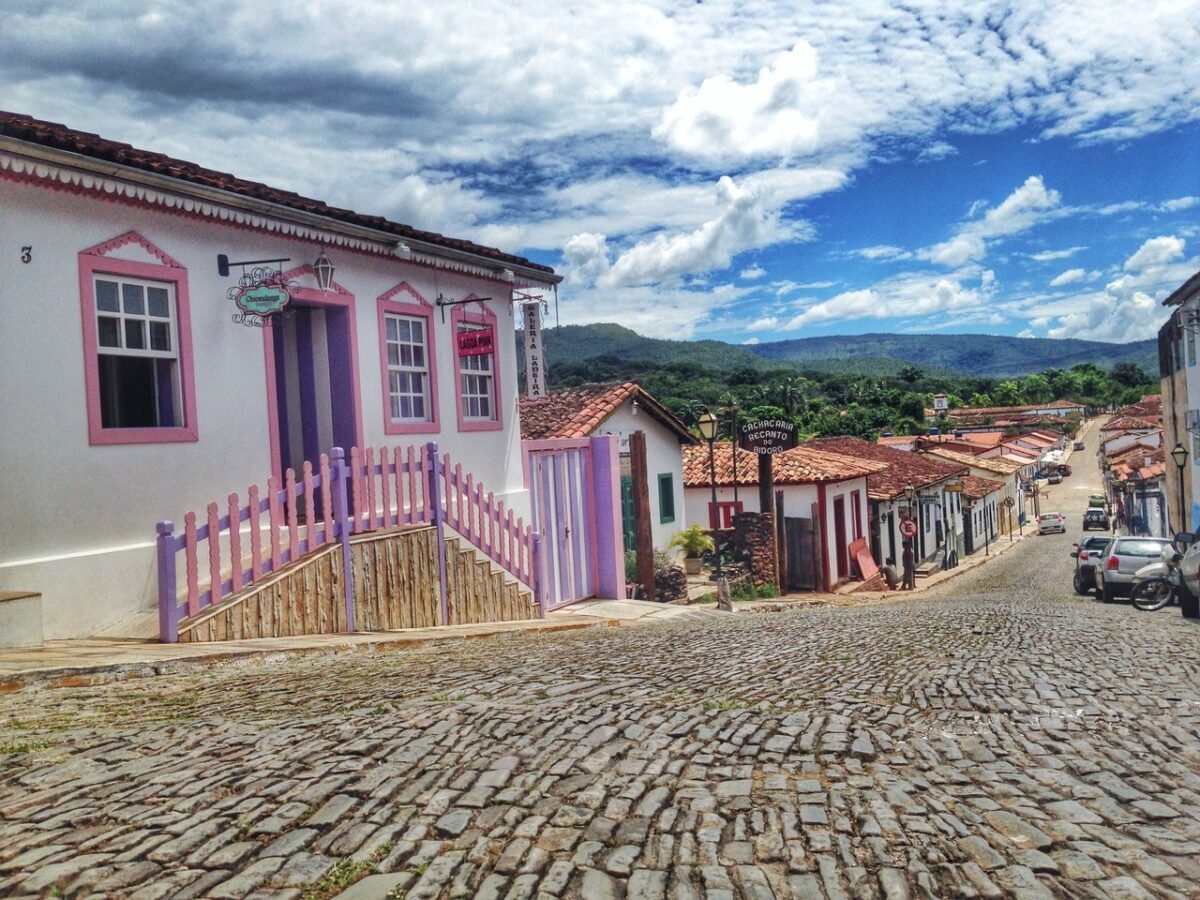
1083, 508, 1109, 531
1072, 535, 1111, 594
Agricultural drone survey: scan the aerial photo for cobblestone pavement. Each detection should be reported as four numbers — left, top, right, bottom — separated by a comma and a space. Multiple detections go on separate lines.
3, 528, 1200, 899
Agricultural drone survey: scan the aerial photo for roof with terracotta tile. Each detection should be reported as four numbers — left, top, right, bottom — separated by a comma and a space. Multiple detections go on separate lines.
682, 442, 887, 487
0, 110, 555, 277
961, 475, 1007, 500
518, 382, 695, 443
920, 447, 1025, 476
805, 436, 969, 501
926, 399, 1085, 418
1101, 416, 1160, 432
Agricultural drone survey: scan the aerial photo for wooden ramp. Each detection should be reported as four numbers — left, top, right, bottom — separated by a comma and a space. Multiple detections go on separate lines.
178, 527, 535, 643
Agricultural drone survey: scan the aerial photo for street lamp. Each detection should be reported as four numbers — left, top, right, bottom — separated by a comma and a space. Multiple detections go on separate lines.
1172, 441, 1189, 535
697, 411, 722, 580
723, 400, 741, 503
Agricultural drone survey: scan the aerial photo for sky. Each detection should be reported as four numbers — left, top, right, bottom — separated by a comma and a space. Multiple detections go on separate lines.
2, 1, 1198, 346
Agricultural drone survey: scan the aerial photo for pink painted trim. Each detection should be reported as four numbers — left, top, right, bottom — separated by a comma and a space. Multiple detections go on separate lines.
452, 298, 503, 433
262, 272, 364, 483
78, 233, 199, 446
376, 282, 440, 436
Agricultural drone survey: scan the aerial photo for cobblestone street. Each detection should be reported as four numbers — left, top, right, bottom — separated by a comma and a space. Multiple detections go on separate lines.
3, 528, 1200, 899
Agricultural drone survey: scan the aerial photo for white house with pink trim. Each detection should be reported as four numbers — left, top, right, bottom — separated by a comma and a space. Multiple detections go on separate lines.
0, 111, 563, 641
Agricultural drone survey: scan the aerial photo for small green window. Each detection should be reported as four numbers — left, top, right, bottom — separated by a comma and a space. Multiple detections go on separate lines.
658, 473, 675, 523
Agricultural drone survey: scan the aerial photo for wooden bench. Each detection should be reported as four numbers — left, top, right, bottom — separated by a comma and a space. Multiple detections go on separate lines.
0, 591, 43, 649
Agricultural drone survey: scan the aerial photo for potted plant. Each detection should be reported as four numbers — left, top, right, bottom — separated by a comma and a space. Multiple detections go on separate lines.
669, 525, 715, 575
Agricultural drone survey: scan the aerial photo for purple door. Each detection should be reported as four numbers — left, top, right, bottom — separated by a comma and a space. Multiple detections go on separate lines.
529, 445, 597, 609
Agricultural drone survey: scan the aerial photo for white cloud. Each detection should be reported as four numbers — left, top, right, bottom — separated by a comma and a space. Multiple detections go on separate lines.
1049, 268, 1086, 287
1161, 196, 1199, 212
783, 270, 989, 329
858, 245, 912, 261
920, 176, 1062, 266
599, 176, 795, 287
742, 337, 761, 345
745, 316, 779, 331
1124, 235, 1185, 271
1030, 247, 1086, 262
557, 282, 748, 339
655, 41, 835, 160
1043, 236, 1196, 342
740, 266, 766, 280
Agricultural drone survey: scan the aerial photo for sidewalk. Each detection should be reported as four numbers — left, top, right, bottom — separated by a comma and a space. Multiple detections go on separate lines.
0, 616, 614, 693
0, 527, 1036, 692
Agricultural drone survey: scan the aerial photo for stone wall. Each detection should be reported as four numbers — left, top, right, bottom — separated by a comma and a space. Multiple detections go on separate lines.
731, 511, 777, 587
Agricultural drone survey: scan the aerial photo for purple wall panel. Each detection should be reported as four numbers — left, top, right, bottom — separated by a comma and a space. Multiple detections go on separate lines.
295, 308, 322, 468
589, 435, 625, 600
325, 307, 358, 456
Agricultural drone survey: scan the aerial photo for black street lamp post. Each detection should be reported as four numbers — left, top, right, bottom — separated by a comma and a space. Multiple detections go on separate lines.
1172, 442, 1189, 535
697, 411, 722, 581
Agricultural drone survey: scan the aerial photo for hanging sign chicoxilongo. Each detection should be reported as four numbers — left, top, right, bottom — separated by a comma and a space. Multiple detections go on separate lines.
737, 419, 799, 454
228, 267, 296, 327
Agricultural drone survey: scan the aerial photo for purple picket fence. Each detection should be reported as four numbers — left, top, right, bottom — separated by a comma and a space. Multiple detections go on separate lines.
157, 442, 540, 642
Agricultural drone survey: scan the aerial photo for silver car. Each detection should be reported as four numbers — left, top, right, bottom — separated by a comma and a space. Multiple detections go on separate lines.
1095, 537, 1174, 603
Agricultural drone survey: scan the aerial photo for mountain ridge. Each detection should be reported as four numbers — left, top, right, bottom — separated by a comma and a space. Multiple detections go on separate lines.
534, 324, 1157, 379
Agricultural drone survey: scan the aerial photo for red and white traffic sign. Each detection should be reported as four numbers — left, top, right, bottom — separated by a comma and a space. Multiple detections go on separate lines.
899, 518, 918, 538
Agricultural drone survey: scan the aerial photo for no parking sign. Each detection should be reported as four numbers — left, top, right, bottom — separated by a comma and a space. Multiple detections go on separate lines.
899, 518, 918, 538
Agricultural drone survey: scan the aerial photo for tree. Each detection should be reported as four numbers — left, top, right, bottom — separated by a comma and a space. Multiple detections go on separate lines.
993, 380, 1023, 406
1022, 373, 1052, 403
898, 364, 923, 386
1112, 362, 1152, 388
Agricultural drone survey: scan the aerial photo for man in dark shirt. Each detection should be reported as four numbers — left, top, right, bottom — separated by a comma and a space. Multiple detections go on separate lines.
901, 541, 916, 590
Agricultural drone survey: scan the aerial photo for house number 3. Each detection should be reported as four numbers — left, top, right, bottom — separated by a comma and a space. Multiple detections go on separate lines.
21, 246, 31, 264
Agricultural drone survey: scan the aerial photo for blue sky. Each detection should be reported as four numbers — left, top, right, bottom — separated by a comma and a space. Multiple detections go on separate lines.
2, 1, 1197, 345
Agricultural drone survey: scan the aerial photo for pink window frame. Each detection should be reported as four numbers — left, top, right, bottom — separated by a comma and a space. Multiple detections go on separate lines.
78, 232, 199, 445
377, 282, 439, 435
452, 299, 503, 433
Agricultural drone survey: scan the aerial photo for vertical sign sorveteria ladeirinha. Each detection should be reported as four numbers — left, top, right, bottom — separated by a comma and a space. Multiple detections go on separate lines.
524, 301, 547, 398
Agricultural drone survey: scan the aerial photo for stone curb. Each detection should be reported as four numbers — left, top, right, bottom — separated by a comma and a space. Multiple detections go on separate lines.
0, 619, 617, 694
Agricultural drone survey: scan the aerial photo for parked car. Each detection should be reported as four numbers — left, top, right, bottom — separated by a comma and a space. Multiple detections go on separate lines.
1088, 495, 1107, 508
1095, 537, 1175, 603
1037, 512, 1066, 534
1057, 463, 1072, 477
1072, 535, 1112, 594
1073, 440, 1086, 451
1047, 472, 1063, 484
1083, 508, 1109, 531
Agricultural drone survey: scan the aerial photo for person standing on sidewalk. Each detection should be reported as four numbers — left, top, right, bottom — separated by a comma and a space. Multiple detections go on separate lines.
901, 540, 916, 590
882, 557, 900, 590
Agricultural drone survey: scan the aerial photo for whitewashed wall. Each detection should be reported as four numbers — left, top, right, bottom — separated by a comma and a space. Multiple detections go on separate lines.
0, 178, 532, 639
595, 401, 687, 552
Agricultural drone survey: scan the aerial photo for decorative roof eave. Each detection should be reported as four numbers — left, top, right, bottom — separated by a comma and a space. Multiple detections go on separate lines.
0, 141, 560, 291
1162, 269, 1200, 307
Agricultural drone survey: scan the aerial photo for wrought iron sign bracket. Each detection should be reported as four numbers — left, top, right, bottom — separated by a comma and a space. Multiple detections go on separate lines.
435, 294, 493, 323
217, 254, 290, 277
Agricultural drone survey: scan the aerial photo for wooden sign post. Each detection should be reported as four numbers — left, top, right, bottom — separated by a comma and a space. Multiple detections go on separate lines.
738, 420, 799, 591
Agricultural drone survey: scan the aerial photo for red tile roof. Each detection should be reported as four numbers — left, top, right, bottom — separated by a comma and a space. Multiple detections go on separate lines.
961, 475, 1007, 500
1101, 416, 1160, 432
805, 436, 969, 501
0, 110, 555, 277
518, 382, 694, 443
683, 442, 887, 487
920, 447, 1026, 476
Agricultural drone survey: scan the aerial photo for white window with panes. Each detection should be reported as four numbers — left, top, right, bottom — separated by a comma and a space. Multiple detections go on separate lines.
384, 314, 431, 422
458, 326, 495, 421
94, 276, 183, 429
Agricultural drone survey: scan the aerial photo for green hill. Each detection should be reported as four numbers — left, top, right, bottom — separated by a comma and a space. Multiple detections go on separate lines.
748, 332, 1157, 378
531, 324, 1157, 380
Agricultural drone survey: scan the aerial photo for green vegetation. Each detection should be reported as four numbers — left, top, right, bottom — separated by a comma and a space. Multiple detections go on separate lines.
668, 525, 716, 558
520, 324, 1158, 442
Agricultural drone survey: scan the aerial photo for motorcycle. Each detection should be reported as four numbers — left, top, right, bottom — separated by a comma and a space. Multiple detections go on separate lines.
1129, 545, 1183, 611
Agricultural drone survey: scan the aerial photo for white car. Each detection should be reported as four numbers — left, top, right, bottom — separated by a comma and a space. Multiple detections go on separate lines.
1037, 512, 1066, 534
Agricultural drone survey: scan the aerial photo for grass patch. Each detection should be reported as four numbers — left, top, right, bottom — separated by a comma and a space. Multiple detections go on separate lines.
703, 697, 750, 712
0, 737, 55, 757
300, 843, 394, 900
430, 691, 468, 703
